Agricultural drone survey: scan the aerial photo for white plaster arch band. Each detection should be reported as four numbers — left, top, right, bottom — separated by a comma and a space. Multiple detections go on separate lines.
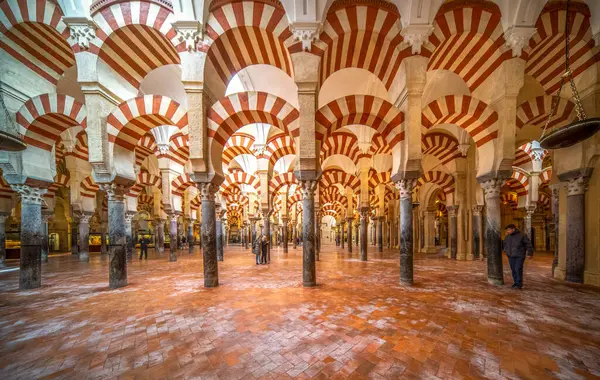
425, 1, 509, 92
416, 171, 455, 195
165, 132, 189, 166
540, 167, 552, 185
204, 0, 294, 87
516, 96, 576, 131
15, 93, 87, 151
524, 2, 597, 94
315, 95, 405, 147
0, 0, 76, 84
368, 171, 391, 190
90, 0, 184, 88
321, 132, 361, 164
170, 173, 196, 196
221, 172, 261, 194
368, 133, 392, 156
223, 133, 256, 166
537, 191, 551, 211
268, 172, 297, 195
107, 95, 188, 150
65, 131, 90, 161
505, 171, 529, 198
135, 133, 158, 166
421, 132, 461, 166
421, 95, 498, 148
319, 169, 360, 193
265, 134, 295, 168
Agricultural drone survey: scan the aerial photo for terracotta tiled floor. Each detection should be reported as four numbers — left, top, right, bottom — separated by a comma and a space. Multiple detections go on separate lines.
1, 244, 600, 380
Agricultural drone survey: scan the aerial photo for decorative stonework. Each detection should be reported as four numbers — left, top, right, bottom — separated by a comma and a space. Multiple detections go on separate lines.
457, 144, 470, 157
447, 205, 459, 217
156, 143, 171, 155
525, 205, 536, 216
504, 26, 537, 57
169, 213, 179, 223
480, 178, 505, 199
394, 179, 416, 200
400, 24, 434, 54
292, 26, 318, 52
64, 17, 98, 50
10, 185, 47, 205
79, 212, 94, 224
100, 183, 129, 201
472, 205, 484, 216
173, 20, 203, 52
299, 180, 317, 200
566, 176, 589, 196
198, 183, 218, 201
359, 208, 369, 221
124, 211, 136, 224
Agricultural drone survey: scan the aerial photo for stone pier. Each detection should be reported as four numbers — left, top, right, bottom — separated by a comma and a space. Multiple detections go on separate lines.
346, 218, 353, 253
169, 214, 178, 262
377, 217, 383, 252
0, 213, 7, 268
282, 217, 289, 253
563, 175, 589, 283
396, 180, 415, 285
216, 209, 224, 262
187, 220, 194, 253
198, 183, 219, 287
448, 205, 458, 259
299, 179, 317, 287
125, 212, 135, 262
471, 206, 483, 260
78, 213, 93, 263
102, 184, 129, 289
479, 178, 505, 285
359, 208, 368, 261
156, 218, 165, 253
41, 211, 51, 263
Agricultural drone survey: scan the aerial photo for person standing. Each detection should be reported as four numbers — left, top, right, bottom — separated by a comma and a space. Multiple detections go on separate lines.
502, 224, 533, 289
253, 234, 262, 265
261, 235, 269, 265
139, 236, 149, 260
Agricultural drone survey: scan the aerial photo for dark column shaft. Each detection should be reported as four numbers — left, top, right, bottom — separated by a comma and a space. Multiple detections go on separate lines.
263, 217, 270, 262
79, 215, 91, 263
472, 206, 483, 260
377, 218, 383, 252
188, 223, 194, 253
283, 220, 288, 253
200, 184, 218, 287
481, 179, 504, 285
347, 219, 353, 253
216, 216, 223, 261
551, 187, 559, 275
41, 214, 50, 263
399, 196, 413, 285
125, 214, 133, 262
565, 177, 588, 283
105, 185, 128, 289
169, 215, 178, 262
157, 220, 165, 253
301, 181, 317, 287
360, 209, 368, 261
0, 214, 7, 268
448, 206, 458, 259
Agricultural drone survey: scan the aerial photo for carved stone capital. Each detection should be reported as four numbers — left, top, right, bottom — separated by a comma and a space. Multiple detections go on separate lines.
100, 183, 129, 202
400, 24, 434, 54
504, 26, 536, 57
472, 205, 484, 216
566, 176, 589, 196
479, 178, 505, 199
63, 16, 97, 50
172, 20, 203, 52
197, 182, 218, 201
11, 184, 47, 205
359, 208, 370, 220
299, 179, 318, 200
291, 24, 318, 51
169, 213, 179, 223
524, 205, 536, 217
394, 179, 416, 200
457, 144, 470, 157
447, 205, 459, 217
79, 212, 94, 224
124, 211, 136, 224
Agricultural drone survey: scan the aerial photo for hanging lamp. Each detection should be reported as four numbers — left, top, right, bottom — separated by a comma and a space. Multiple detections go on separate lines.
538, 0, 600, 149
0, 82, 27, 151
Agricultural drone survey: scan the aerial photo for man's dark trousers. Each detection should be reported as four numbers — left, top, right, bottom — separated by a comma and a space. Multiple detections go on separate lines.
139, 247, 148, 260
509, 256, 525, 287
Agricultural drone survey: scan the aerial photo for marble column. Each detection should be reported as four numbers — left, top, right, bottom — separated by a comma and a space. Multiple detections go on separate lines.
198, 183, 219, 287
355, 223, 359, 247
71, 219, 78, 255
41, 211, 51, 263
156, 218, 165, 253
216, 211, 223, 262
479, 178, 505, 285
0, 213, 7, 268
100, 223, 107, 254
102, 184, 129, 289
341, 222, 345, 249
524, 205, 536, 241
78, 213, 93, 262
551, 186, 559, 275
282, 217, 289, 253
125, 212, 135, 262
395, 180, 415, 285
346, 218, 353, 253
292, 224, 297, 249
12, 185, 46, 289
299, 180, 317, 287
188, 220, 194, 253
545, 217, 551, 251
314, 209, 320, 261
359, 208, 369, 261
263, 214, 270, 263
169, 214, 178, 262
471, 206, 483, 260
565, 176, 589, 283
447, 205, 458, 259
377, 217, 383, 252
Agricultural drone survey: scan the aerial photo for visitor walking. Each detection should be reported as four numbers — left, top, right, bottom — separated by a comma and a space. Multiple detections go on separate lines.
502, 224, 533, 289
139, 236, 149, 260
261, 235, 269, 264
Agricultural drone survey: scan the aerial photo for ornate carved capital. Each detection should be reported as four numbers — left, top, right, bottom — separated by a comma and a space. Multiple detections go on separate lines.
299, 179, 318, 200
400, 24, 434, 54
100, 183, 129, 202
566, 176, 589, 196
447, 205, 459, 217
11, 184, 47, 205
173, 20, 203, 52
394, 179, 416, 200
291, 25, 318, 51
63, 17, 97, 50
79, 212, 94, 224
169, 213, 179, 223
504, 26, 536, 57
359, 208, 369, 220
479, 178, 505, 199
124, 211, 136, 224
472, 205, 484, 216
198, 182, 218, 201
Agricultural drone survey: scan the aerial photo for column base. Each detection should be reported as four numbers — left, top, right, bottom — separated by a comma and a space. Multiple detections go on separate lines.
554, 267, 566, 280
204, 279, 219, 288
400, 279, 413, 286
583, 270, 600, 286
169, 252, 177, 262
303, 281, 316, 287
487, 277, 504, 286
79, 252, 89, 262
466, 254, 474, 261
456, 252, 467, 261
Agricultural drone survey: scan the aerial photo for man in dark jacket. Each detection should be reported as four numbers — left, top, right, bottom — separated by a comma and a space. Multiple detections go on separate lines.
503, 224, 533, 289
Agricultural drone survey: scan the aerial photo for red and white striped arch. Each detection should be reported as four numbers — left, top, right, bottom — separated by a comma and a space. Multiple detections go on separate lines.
316, 95, 404, 146
421, 95, 498, 148
368, 171, 391, 189
90, 0, 184, 88
516, 96, 575, 130
208, 91, 299, 147
320, 190, 348, 208
0, 176, 14, 199
537, 191, 551, 211
312, 1, 409, 89
268, 172, 297, 195
15, 94, 87, 151
135, 134, 157, 166
107, 95, 188, 150
421, 132, 461, 165
205, 0, 294, 86
501, 192, 518, 209
540, 167, 552, 186
525, 2, 598, 94
225, 192, 249, 206
369, 133, 391, 156
137, 170, 161, 188
171, 173, 195, 196
505, 171, 529, 197
384, 187, 399, 203
80, 176, 99, 199
190, 194, 201, 208
287, 193, 302, 209
319, 169, 360, 192
417, 171, 455, 194
513, 142, 548, 167
46, 172, 70, 199
221, 172, 261, 194
167, 133, 189, 166
223, 133, 255, 165
0, 0, 75, 85
320, 132, 360, 163
266, 134, 296, 167
426, 1, 510, 91
138, 193, 154, 206
65, 131, 89, 161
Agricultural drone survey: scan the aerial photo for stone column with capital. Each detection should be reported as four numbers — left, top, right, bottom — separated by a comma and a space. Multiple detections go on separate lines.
216, 208, 224, 262
551, 186, 560, 275
523, 205, 536, 242
101, 184, 129, 288
78, 212, 94, 262
41, 211, 52, 263
198, 183, 219, 287
563, 175, 590, 283
282, 217, 289, 253
11, 185, 47, 289
292, 224, 297, 249
100, 222, 107, 255
471, 206, 484, 260
0, 213, 8, 268
71, 217, 78, 256
125, 211, 136, 262
396, 180, 416, 285
377, 217, 383, 252
479, 178, 505, 285
187, 219, 194, 253
340, 221, 345, 249
169, 214, 179, 262
299, 179, 317, 287
359, 208, 369, 261
355, 222, 359, 247
447, 205, 459, 259
262, 213, 270, 262
346, 218, 353, 253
